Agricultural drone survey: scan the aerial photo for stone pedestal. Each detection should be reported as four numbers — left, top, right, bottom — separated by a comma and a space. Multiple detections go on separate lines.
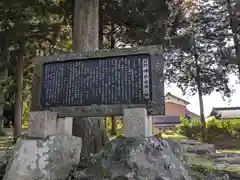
4, 112, 83, 180
123, 108, 152, 137
56, 117, 73, 135
148, 116, 153, 136
28, 111, 57, 138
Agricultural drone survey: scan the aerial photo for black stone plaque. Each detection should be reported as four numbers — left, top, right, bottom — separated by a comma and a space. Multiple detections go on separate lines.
41, 54, 152, 107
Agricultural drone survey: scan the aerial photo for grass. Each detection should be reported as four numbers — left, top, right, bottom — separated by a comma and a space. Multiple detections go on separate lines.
162, 132, 187, 140
229, 118, 240, 124
160, 130, 240, 154
217, 149, 240, 153
184, 153, 213, 168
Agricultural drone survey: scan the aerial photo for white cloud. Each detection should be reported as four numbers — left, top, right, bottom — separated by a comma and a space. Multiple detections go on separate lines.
165, 74, 240, 117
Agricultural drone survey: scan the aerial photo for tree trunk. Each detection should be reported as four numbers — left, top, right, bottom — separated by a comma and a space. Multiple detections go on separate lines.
193, 35, 206, 141
13, 42, 24, 138
196, 68, 206, 141
99, 0, 104, 49
0, 37, 9, 134
110, 21, 115, 49
108, 22, 117, 136
72, 0, 105, 159
98, 0, 109, 146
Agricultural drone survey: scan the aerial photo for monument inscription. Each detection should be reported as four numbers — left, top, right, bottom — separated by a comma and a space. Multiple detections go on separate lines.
31, 46, 165, 117
41, 54, 151, 107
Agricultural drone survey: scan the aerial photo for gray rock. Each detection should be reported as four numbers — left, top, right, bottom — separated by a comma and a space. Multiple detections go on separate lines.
84, 136, 192, 180
178, 140, 216, 155
213, 156, 240, 164
209, 153, 227, 159
3, 135, 82, 180
74, 136, 235, 180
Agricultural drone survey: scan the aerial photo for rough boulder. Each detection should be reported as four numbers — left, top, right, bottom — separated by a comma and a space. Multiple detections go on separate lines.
74, 136, 236, 180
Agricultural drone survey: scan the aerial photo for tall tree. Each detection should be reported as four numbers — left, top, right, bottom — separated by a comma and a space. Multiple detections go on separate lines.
0, 0, 71, 136
226, 0, 240, 72
164, 1, 232, 140
203, 0, 240, 78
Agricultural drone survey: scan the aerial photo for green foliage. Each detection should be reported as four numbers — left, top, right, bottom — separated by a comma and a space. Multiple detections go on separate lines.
0, 0, 72, 126
229, 119, 240, 130
106, 0, 171, 46
105, 117, 124, 138
206, 118, 238, 142
179, 117, 240, 142
206, 0, 240, 75
22, 102, 29, 128
179, 118, 202, 140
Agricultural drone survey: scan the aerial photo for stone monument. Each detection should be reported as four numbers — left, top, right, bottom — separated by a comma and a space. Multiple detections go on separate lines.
31, 46, 165, 137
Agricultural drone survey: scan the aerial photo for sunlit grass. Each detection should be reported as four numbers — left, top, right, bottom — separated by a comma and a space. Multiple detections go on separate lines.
218, 149, 240, 153
162, 132, 187, 140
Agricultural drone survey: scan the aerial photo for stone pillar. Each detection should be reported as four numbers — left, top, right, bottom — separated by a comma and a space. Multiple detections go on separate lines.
148, 116, 153, 136
123, 108, 152, 137
56, 117, 73, 135
28, 111, 57, 138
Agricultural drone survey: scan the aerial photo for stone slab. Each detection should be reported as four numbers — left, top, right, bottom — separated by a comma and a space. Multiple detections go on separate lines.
123, 108, 152, 137
28, 111, 57, 138
148, 116, 153, 137
3, 135, 82, 180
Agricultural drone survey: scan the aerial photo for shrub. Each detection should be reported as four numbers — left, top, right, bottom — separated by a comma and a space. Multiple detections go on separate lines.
179, 117, 239, 142
205, 118, 238, 142
206, 119, 224, 142
179, 118, 201, 140
229, 119, 240, 132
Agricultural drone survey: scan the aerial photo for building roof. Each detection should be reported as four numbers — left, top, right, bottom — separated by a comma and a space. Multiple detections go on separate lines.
209, 107, 240, 119
165, 92, 190, 105
186, 109, 200, 117
153, 116, 181, 124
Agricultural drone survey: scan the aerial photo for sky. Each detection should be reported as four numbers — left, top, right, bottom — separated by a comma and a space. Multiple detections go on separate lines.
165, 74, 240, 117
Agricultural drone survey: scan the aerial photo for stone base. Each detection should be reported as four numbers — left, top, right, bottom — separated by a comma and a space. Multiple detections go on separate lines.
123, 108, 152, 137
3, 135, 82, 180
